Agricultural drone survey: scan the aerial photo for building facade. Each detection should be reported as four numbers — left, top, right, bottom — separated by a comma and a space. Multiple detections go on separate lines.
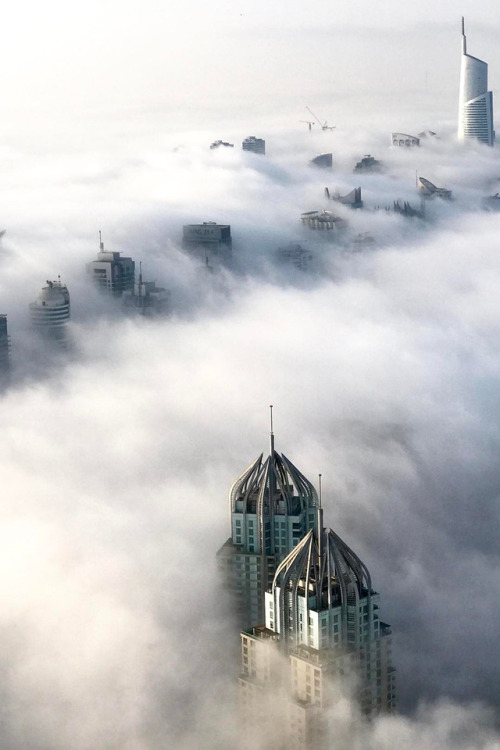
217, 432, 318, 629
242, 136, 266, 155
29, 279, 70, 344
182, 222, 232, 268
122, 266, 171, 317
86, 235, 135, 295
238, 505, 396, 748
458, 17, 495, 146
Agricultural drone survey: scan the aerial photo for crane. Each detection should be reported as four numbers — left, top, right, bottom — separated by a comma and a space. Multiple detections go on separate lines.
306, 106, 336, 131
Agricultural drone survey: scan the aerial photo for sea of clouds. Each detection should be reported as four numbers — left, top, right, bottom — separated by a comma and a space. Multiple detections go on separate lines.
0, 108, 499, 749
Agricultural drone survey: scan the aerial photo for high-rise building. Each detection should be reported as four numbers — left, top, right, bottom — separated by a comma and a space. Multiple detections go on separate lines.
86, 234, 135, 296
242, 136, 266, 155
239, 502, 396, 748
122, 264, 171, 317
182, 222, 232, 268
29, 279, 70, 344
217, 426, 318, 629
458, 17, 495, 146
0, 314, 10, 382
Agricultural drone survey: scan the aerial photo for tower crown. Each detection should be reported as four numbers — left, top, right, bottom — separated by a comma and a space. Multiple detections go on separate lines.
230, 449, 317, 518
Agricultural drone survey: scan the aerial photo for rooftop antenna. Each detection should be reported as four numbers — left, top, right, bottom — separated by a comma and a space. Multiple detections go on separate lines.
99, 230, 104, 251
269, 404, 274, 454
462, 16, 467, 55
317, 473, 324, 576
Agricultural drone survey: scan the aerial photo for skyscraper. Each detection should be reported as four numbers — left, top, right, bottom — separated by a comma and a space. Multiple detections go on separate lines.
29, 279, 70, 345
86, 233, 135, 296
217, 422, 318, 629
458, 17, 495, 146
239, 494, 396, 748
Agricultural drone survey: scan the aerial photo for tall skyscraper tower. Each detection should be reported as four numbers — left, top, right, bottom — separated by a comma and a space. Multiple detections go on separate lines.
217, 418, 318, 629
239, 495, 396, 748
458, 17, 495, 146
86, 233, 135, 296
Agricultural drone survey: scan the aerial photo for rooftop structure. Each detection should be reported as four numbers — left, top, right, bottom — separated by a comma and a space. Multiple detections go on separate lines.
391, 133, 420, 148
29, 278, 70, 344
217, 414, 318, 629
122, 264, 171, 317
210, 140, 234, 149
417, 177, 452, 200
325, 186, 363, 209
458, 17, 495, 146
393, 199, 424, 219
239, 495, 396, 748
309, 153, 333, 169
182, 222, 232, 268
353, 155, 383, 173
242, 136, 266, 155
300, 210, 346, 231
86, 234, 135, 296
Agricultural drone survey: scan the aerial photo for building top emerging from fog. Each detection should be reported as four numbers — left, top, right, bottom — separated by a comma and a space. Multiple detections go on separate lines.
418, 177, 452, 200
242, 136, 265, 155
86, 234, 135, 296
300, 210, 346, 231
30, 279, 70, 346
392, 132, 420, 147
210, 140, 234, 149
122, 265, 171, 317
458, 17, 495, 146
182, 222, 232, 268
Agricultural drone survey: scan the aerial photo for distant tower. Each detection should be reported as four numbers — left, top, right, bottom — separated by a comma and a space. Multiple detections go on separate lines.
239, 496, 396, 748
217, 415, 318, 629
182, 222, 232, 269
122, 263, 171, 317
0, 314, 10, 382
86, 233, 135, 296
458, 17, 495, 146
242, 136, 266, 155
29, 279, 70, 344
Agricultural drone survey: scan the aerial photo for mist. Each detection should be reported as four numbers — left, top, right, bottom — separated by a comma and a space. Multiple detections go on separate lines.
1, 1, 499, 748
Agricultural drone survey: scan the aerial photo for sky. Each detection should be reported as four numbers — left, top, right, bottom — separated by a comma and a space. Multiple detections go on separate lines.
0, 2, 499, 749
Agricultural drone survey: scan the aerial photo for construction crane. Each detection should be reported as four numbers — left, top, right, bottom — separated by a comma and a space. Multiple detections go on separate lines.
300, 120, 316, 131
306, 106, 336, 131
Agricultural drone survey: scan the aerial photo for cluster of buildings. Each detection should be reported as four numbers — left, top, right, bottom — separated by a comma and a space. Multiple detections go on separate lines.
217, 425, 395, 748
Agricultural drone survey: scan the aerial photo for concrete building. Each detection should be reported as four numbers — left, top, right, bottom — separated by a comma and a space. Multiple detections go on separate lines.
182, 222, 232, 268
217, 426, 318, 630
122, 265, 171, 317
86, 234, 135, 296
458, 17, 494, 146
354, 155, 382, 173
391, 133, 420, 147
29, 279, 70, 344
242, 136, 266, 155
239, 501, 396, 748
0, 315, 10, 382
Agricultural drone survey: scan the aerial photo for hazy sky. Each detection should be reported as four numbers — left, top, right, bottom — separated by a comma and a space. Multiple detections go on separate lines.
0, 2, 499, 749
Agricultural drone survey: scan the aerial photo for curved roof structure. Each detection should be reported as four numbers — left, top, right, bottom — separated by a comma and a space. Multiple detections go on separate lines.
230, 438, 317, 518
271, 508, 371, 647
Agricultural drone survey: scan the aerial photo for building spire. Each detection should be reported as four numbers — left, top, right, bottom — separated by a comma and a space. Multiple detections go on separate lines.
269, 404, 274, 454
462, 16, 467, 54
99, 230, 104, 251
